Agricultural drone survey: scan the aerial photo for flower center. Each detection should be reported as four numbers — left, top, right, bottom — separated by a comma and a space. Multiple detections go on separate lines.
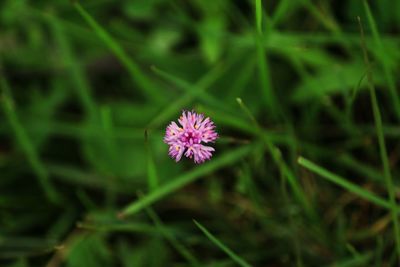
180, 131, 200, 146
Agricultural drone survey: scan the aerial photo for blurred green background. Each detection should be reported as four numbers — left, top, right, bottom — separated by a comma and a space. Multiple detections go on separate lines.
1, 0, 400, 266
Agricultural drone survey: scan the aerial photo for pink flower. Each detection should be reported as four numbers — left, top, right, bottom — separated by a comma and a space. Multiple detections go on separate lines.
164, 111, 218, 164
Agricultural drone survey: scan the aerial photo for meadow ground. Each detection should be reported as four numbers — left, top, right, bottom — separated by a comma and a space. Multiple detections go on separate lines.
1, 0, 400, 266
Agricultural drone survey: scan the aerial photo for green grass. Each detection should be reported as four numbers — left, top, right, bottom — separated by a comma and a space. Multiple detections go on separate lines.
255, 0, 277, 118
145, 206, 201, 267
74, 3, 165, 104
0, 77, 59, 204
193, 220, 253, 267
1, 0, 400, 266
363, 0, 400, 120
120, 143, 256, 217
145, 129, 160, 191
298, 157, 394, 211
358, 14, 400, 260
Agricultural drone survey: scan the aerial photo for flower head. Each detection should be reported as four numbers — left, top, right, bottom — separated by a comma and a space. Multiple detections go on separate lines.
164, 111, 218, 164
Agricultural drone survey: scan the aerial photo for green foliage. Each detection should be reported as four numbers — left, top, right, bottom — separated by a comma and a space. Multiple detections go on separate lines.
194, 220, 252, 267
1, 0, 400, 266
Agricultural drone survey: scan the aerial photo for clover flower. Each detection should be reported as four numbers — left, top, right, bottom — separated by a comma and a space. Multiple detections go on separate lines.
164, 111, 218, 164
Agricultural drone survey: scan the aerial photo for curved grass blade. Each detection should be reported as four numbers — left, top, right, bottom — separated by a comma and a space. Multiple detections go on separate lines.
120, 144, 256, 217
0, 78, 60, 204
298, 157, 393, 210
151, 66, 225, 110
147, 62, 226, 129
193, 220, 253, 267
363, 0, 400, 120
300, 0, 339, 33
73, 3, 164, 104
226, 57, 256, 101
358, 15, 400, 260
48, 12, 97, 118
145, 206, 201, 267
236, 98, 315, 219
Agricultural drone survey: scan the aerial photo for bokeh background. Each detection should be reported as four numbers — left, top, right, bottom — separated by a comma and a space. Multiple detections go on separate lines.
1, 0, 400, 266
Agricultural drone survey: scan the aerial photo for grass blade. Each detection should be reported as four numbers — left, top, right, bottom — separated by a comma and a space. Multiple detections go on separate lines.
147, 62, 226, 129
145, 206, 201, 267
298, 157, 392, 210
99, 105, 118, 207
300, 0, 339, 33
193, 220, 253, 267
145, 130, 159, 191
48, 12, 96, 117
151, 66, 226, 110
120, 144, 256, 217
0, 77, 59, 204
358, 15, 400, 260
363, 1, 400, 120
254, 0, 277, 117
226, 56, 256, 101
73, 3, 164, 103
255, 0, 262, 34
236, 98, 315, 219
